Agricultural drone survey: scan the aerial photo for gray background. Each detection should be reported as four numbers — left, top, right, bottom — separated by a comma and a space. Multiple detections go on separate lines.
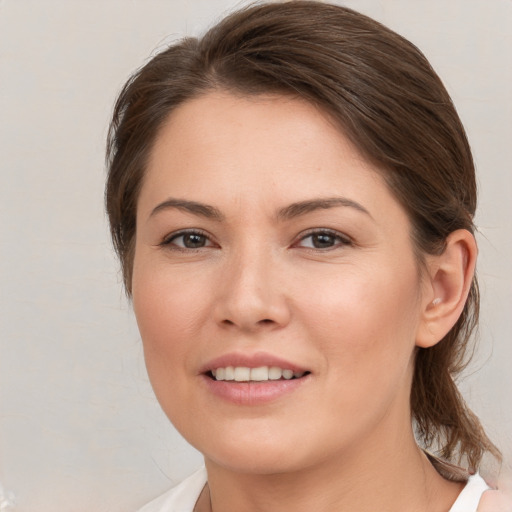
0, 1, 510, 510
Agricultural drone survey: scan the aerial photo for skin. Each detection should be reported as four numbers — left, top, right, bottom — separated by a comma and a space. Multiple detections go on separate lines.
478, 467, 512, 512
132, 92, 477, 512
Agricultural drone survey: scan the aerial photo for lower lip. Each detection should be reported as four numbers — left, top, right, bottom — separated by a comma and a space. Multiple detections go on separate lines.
201, 374, 310, 405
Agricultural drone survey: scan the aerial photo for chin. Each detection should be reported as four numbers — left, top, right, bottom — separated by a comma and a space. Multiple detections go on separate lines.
206, 446, 311, 475
187, 423, 335, 476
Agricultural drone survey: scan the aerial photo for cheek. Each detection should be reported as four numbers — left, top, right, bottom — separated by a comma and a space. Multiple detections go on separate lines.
131, 261, 211, 378
303, 258, 419, 328
131, 267, 210, 431
298, 259, 421, 379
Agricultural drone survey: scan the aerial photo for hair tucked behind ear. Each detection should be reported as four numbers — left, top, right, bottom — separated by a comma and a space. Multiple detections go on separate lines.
412, 280, 501, 472
105, 0, 500, 471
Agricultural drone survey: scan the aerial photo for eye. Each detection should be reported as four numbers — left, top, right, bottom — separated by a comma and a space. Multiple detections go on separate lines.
295, 229, 351, 250
161, 230, 214, 250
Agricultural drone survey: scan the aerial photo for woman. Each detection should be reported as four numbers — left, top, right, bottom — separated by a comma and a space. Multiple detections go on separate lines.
105, 2, 504, 511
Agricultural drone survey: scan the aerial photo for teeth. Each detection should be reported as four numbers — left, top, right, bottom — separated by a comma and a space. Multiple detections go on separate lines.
282, 369, 294, 380
268, 366, 282, 380
250, 366, 269, 381
212, 366, 306, 382
234, 367, 250, 381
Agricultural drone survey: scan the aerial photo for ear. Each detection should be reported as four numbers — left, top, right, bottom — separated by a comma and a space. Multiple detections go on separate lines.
416, 229, 477, 348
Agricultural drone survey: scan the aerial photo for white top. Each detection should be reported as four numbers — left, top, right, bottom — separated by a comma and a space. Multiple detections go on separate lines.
138, 467, 490, 512
450, 472, 490, 512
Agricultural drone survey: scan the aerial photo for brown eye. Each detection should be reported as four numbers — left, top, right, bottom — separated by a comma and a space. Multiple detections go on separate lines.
180, 233, 208, 248
297, 230, 351, 250
164, 230, 213, 249
310, 233, 337, 248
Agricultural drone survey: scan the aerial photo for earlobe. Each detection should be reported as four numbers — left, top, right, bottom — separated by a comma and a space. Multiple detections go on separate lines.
416, 229, 477, 348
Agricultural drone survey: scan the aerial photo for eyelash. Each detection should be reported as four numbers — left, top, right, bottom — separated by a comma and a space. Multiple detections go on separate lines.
160, 228, 352, 252
294, 229, 352, 250
160, 229, 214, 251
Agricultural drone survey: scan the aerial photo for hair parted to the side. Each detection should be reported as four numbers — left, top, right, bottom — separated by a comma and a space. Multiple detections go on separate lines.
105, 0, 500, 471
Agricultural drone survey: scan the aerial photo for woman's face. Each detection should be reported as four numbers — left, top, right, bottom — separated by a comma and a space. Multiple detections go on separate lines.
132, 92, 429, 474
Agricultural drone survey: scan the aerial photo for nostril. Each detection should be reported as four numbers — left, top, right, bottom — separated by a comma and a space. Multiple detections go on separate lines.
221, 318, 273, 326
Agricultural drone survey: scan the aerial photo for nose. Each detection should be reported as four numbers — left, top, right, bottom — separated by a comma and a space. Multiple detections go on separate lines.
213, 247, 291, 333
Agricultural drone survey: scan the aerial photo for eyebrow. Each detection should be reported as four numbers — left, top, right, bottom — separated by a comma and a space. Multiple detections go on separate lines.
277, 197, 372, 220
149, 196, 371, 222
149, 198, 225, 221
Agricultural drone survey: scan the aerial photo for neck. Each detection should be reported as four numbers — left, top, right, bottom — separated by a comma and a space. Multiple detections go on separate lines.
199, 424, 463, 512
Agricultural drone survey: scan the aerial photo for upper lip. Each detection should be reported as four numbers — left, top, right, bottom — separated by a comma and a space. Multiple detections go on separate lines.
199, 351, 309, 374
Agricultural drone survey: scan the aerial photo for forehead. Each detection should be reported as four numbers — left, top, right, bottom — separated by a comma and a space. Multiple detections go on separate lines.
138, 92, 406, 227
147, 94, 369, 183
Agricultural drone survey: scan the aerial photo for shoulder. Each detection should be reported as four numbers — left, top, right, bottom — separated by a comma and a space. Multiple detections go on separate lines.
137, 467, 207, 512
449, 473, 491, 512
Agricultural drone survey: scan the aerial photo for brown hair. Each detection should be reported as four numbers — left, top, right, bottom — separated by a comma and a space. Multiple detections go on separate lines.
105, 1, 500, 471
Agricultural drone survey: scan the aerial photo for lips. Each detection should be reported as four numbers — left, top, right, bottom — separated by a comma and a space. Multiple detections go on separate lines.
211, 366, 307, 381
199, 352, 311, 405
200, 351, 309, 377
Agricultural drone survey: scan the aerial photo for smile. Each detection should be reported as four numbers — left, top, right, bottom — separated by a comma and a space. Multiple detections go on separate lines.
200, 353, 311, 404
211, 366, 308, 381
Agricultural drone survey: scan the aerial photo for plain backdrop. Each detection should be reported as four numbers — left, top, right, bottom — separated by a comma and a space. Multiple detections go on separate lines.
0, 1, 511, 511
